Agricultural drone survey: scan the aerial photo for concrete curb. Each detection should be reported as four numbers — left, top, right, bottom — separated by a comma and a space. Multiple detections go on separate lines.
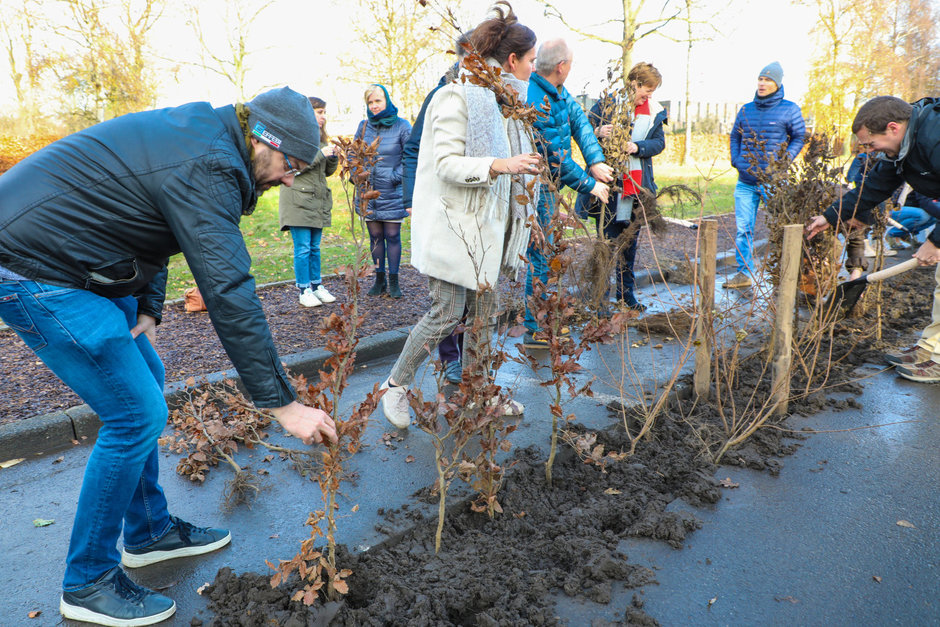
0, 240, 762, 462
0, 326, 412, 462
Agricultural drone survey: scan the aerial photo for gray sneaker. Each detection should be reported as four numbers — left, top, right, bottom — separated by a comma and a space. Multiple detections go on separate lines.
121, 516, 230, 568
443, 360, 463, 384
381, 378, 411, 428
723, 272, 752, 289
885, 344, 930, 366
60, 566, 176, 626
896, 359, 940, 383
885, 235, 912, 250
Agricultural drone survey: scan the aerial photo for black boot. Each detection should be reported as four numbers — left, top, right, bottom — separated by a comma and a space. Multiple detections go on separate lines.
622, 289, 646, 311
368, 271, 386, 296
387, 273, 402, 298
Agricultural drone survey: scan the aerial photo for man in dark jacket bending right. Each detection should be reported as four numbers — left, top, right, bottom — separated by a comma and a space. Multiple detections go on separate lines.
806, 96, 940, 383
0, 86, 337, 625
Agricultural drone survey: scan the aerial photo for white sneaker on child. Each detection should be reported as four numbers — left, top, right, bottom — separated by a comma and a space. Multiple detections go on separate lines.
312, 285, 336, 303
299, 287, 322, 307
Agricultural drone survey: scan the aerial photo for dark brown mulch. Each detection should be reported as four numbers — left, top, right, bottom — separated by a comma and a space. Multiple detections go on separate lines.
0, 213, 759, 425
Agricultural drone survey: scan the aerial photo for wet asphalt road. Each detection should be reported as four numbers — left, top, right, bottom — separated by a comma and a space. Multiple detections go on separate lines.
0, 292, 937, 625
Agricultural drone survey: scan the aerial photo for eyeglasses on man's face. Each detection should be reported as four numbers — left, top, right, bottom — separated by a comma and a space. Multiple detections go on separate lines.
282, 152, 302, 177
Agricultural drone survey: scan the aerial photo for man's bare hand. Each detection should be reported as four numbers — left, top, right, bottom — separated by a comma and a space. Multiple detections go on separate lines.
270, 401, 337, 445
913, 240, 940, 266
589, 162, 613, 183
596, 124, 612, 139
804, 215, 831, 239
130, 314, 157, 346
589, 181, 610, 205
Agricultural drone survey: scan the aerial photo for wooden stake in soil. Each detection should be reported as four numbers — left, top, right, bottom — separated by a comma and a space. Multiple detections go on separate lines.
693, 219, 717, 399
771, 224, 803, 415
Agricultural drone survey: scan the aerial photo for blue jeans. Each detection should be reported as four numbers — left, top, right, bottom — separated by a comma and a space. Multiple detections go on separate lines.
524, 190, 555, 333
290, 226, 323, 288
733, 181, 766, 275
889, 206, 937, 238
0, 281, 171, 591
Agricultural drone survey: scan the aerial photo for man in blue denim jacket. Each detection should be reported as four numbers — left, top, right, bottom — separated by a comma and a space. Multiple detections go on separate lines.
727, 61, 806, 288
0, 87, 337, 625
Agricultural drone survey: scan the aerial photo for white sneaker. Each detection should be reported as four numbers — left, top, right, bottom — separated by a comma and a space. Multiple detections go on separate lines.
312, 285, 336, 303
380, 378, 410, 428
862, 240, 897, 257
299, 287, 322, 307
498, 398, 525, 416
468, 397, 525, 416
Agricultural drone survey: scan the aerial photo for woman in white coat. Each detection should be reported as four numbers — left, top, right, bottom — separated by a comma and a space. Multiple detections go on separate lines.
380, 1, 540, 428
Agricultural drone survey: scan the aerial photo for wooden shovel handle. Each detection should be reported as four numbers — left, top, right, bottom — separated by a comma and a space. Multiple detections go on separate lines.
866, 258, 921, 283
886, 217, 909, 232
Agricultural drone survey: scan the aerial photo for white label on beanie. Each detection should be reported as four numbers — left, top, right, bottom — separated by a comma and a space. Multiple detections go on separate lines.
252, 122, 282, 149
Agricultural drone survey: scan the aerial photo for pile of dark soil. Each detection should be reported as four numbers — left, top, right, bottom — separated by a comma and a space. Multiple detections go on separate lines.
203, 422, 718, 626
0, 214, 754, 424
197, 258, 937, 625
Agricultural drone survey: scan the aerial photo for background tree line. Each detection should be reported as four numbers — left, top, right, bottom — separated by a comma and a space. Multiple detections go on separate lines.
1, 0, 938, 154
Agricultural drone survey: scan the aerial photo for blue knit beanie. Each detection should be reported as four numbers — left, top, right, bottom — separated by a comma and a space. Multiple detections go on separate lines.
758, 62, 784, 88
247, 86, 320, 163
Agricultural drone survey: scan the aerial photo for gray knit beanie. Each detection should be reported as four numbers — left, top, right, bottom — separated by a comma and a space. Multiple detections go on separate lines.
247, 86, 320, 164
758, 61, 783, 88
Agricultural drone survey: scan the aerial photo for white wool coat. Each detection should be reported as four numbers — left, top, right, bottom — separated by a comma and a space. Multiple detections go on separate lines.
410, 83, 522, 290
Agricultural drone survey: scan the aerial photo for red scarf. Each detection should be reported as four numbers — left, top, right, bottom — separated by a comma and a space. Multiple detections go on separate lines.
621, 100, 650, 197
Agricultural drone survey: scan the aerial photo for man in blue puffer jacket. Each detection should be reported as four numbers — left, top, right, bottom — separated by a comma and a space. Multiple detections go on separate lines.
727, 61, 806, 288
0, 87, 337, 626
523, 38, 613, 347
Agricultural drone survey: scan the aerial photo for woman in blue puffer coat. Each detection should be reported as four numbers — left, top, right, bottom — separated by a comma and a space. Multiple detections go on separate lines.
355, 84, 412, 298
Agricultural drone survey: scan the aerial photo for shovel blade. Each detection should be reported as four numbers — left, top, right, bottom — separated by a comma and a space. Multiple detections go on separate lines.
824, 277, 869, 312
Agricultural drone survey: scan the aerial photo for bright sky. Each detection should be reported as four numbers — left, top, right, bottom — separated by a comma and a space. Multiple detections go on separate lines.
0, 0, 815, 133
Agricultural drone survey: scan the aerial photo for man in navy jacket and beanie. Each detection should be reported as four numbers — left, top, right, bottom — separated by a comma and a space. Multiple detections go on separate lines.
807, 96, 940, 383
727, 61, 806, 288
0, 86, 337, 625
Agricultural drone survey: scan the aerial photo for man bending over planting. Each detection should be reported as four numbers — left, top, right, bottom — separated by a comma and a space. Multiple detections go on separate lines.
806, 96, 940, 383
0, 86, 337, 626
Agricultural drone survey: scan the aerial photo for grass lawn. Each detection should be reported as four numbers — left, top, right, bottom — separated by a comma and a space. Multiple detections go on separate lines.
165, 178, 410, 300
165, 162, 736, 300
654, 162, 737, 218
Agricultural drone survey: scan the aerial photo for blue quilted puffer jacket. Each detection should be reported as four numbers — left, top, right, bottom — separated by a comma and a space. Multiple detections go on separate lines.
527, 72, 605, 194
354, 117, 412, 221
729, 86, 806, 186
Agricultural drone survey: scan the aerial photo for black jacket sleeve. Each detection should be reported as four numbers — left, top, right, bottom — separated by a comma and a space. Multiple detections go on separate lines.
824, 158, 904, 227
135, 264, 168, 323
160, 155, 296, 409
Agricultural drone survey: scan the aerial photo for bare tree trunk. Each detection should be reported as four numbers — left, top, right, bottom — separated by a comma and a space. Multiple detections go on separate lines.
683, 0, 692, 165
